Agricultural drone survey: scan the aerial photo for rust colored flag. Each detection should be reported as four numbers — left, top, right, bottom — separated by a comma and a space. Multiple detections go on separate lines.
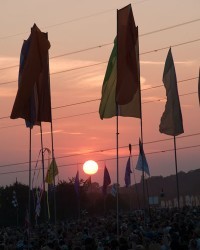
116, 4, 140, 105
10, 24, 52, 124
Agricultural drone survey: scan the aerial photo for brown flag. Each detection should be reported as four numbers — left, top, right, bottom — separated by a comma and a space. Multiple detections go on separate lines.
116, 4, 140, 105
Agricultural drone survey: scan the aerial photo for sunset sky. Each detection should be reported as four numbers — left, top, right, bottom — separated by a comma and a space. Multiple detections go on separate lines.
0, 0, 199, 191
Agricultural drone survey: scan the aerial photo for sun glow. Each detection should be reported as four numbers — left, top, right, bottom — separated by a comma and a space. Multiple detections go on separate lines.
83, 160, 98, 175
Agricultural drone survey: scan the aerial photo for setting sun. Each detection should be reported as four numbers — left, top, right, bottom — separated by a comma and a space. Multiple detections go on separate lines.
83, 160, 98, 175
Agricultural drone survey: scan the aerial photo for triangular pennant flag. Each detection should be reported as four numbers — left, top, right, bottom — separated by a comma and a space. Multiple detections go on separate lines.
102, 166, 111, 195
45, 159, 58, 184
111, 183, 117, 197
136, 139, 150, 176
159, 48, 184, 136
124, 157, 132, 187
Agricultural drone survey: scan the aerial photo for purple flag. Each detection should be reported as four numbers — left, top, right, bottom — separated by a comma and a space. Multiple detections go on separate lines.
124, 157, 132, 187
102, 166, 111, 195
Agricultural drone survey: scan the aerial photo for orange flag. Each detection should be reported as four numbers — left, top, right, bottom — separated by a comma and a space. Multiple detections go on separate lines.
10, 24, 52, 124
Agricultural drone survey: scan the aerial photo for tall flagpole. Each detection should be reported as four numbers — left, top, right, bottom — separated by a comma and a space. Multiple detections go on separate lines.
116, 9, 119, 239
48, 44, 57, 224
173, 136, 180, 208
129, 144, 140, 209
116, 108, 119, 238
40, 123, 47, 221
50, 121, 57, 224
28, 127, 32, 250
138, 32, 146, 213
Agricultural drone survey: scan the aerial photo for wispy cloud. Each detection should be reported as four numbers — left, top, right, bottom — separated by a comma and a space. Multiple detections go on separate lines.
141, 60, 196, 65
35, 130, 64, 136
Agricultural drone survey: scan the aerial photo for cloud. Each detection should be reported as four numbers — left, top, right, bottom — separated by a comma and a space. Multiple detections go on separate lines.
35, 130, 64, 136
141, 60, 195, 66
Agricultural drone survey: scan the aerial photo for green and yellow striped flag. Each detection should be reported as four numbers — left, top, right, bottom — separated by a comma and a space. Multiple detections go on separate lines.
99, 38, 141, 119
45, 159, 58, 184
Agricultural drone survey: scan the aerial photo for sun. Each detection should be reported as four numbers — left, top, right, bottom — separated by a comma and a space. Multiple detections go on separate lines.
83, 160, 98, 175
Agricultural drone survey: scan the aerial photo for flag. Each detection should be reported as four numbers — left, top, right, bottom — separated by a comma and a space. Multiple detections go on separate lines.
117, 4, 140, 105
35, 192, 41, 217
45, 159, 58, 184
12, 191, 18, 208
99, 4, 141, 120
102, 166, 111, 195
74, 171, 79, 196
136, 139, 150, 176
198, 68, 200, 105
10, 24, 52, 125
124, 157, 132, 187
111, 184, 117, 197
159, 48, 184, 136
99, 38, 141, 119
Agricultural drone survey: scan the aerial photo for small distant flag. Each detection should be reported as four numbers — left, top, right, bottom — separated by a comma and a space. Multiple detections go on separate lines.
136, 139, 150, 176
102, 166, 111, 195
45, 159, 58, 184
12, 191, 18, 208
74, 171, 79, 196
124, 157, 132, 187
111, 183, 117, 197
35, 192, 41, 217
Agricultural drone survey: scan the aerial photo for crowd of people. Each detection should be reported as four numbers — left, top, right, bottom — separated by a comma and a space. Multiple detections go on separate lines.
0, 207, 200, 249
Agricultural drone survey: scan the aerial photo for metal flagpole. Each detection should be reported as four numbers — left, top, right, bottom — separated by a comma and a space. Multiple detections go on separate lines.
129, 144, 140, 209
28, 127, 32, 250
50, 121, 57, 224
116, 8, 119, 239
173, 136, 180, 208
116, 106, 119, 238
40, 123, 47, 221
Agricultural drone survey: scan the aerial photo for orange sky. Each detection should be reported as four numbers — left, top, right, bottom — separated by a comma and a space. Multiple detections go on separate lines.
0, 0, 200, 190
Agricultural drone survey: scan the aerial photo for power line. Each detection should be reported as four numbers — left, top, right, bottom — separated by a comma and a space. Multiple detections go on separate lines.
140, 38, 200, 55
0, 25, 199, 72
0, 84, 197, 124
0, 37, 199, 86
140, 18, 200, 37
0, 142, 200, 176
0, 38, 200, 85
0, 9, 115, 40
0, 131, 199, 170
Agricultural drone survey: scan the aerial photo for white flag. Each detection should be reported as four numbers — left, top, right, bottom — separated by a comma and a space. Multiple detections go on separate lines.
136, 139, 150, 176
159, 48, 184, 136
